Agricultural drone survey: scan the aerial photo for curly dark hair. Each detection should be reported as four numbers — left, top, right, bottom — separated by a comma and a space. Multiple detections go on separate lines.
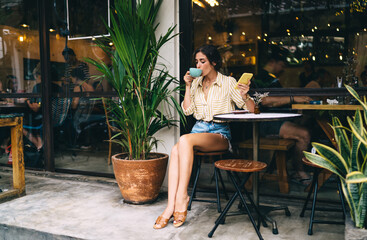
193, 45, 222, 71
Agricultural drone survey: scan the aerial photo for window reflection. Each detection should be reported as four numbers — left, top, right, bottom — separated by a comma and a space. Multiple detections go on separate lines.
192, 0, 367, 89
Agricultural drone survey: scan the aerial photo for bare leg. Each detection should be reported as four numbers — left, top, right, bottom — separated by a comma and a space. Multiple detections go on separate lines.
279, 121, 311, 179
174, 133, 229, 212
159, 144, 180, 220
23, 129, 43, 150
154, 133, 229, 228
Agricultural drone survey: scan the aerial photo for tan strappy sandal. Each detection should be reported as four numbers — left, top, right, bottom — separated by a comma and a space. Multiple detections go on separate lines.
153, 215, 172, 229
173, 210, 187, 228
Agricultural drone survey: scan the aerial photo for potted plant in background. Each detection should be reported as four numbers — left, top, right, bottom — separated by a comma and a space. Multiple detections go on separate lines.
304, 85, 367, 233
86, 0, 184, 204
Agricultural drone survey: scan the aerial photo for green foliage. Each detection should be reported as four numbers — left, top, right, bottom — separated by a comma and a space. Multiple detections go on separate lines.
86, 0, 184, 160
304, 85, 367, 228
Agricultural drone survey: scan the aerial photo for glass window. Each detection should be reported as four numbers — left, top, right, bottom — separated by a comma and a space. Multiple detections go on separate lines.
192, 0, 367, 89
0, 0, 43, 169
50, 0, 114, 174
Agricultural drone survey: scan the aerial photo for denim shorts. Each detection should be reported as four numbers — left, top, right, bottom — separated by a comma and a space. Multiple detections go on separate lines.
191, 121, 232, 141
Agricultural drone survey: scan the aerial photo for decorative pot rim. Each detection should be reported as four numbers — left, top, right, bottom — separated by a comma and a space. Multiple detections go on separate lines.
112, 152, 169, 162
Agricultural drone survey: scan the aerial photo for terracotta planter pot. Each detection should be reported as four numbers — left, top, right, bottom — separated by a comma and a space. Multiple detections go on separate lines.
112, 152, 168, 204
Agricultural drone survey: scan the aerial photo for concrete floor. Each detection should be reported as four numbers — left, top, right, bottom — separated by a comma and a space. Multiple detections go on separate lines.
0, 168, 345, 240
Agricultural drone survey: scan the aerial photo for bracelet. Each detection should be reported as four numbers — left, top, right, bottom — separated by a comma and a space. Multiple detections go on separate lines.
243, 94, 251, 102
290, 96, 294, 104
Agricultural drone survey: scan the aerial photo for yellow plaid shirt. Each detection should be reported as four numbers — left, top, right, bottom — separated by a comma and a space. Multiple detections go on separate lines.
181, 72, 250, 122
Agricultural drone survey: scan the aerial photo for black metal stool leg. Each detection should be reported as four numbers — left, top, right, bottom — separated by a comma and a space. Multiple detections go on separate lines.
188, 156, 201, 211
308, 173, 319, 235
214, 167, 221, 213
300, 169, 320, 217
209, 172, 251, 238
217, 168, 229, 200
242, 185, 268, 228
209, 189, 240, 238
228, 172, 264, 240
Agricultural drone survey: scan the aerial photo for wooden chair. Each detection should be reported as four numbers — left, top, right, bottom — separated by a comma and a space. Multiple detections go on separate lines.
237, 137, 295, 194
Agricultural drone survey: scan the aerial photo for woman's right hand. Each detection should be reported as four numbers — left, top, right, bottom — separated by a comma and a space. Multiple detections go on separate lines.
183, 71, 194, 87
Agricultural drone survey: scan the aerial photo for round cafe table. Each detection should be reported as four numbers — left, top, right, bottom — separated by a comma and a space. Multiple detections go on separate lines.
214, 112, 302, 234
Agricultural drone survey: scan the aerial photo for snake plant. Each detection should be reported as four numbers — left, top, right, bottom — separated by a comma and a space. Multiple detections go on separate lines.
86, 0, 185, 160
304, 85, 367, 228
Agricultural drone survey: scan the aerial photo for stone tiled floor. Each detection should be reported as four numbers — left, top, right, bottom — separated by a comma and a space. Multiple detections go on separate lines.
0, 168, 345, 240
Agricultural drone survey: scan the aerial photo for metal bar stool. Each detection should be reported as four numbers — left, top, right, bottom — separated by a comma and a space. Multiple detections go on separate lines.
188, 150, 229, 213
208, 159, 267, 240
300, 158, 347, 235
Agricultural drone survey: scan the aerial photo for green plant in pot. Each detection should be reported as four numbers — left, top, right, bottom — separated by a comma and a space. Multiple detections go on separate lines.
86, 0, 184, 204
304, 85, 367, 229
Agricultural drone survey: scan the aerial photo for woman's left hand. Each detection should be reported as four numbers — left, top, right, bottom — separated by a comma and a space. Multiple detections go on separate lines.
237, 80, 251, 100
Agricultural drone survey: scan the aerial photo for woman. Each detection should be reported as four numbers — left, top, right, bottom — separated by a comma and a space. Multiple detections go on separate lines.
153, 45, 255, 229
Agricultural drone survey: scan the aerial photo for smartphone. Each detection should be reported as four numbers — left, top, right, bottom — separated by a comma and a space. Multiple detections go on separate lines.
235, 73, 253, 89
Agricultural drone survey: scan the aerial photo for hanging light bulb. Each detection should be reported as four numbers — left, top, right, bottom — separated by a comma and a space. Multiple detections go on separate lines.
193, 0, 205, 8
204, 0, 219, 7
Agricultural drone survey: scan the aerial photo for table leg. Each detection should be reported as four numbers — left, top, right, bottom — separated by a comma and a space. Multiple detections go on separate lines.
250, 121, 291, 235
252, 122, 259, 205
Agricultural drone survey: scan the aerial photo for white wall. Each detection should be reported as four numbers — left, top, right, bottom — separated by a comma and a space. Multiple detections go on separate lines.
154, 0, 180, 189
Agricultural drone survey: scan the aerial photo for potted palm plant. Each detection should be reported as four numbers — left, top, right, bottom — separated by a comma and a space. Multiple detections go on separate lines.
86, 0, 184, 204
304, 85, 367, 230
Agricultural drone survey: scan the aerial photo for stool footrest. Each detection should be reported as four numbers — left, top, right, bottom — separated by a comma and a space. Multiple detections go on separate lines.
191, 198, 217, 203
304, 207, 344, 212
312, 220, 344, 225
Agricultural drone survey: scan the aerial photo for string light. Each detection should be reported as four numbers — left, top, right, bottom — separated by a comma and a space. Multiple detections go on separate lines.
193, 0, 205, 8
241, 32, 246, 35
257, 36, 261, 40
204, 0, 219, 7
264, 33, 268, 37
328, 23, 331, 27
336, 28, 340, 31
21, 24, 29, 28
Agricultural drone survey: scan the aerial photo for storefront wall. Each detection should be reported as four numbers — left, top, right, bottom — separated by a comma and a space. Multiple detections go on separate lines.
0, 0, 181, 177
